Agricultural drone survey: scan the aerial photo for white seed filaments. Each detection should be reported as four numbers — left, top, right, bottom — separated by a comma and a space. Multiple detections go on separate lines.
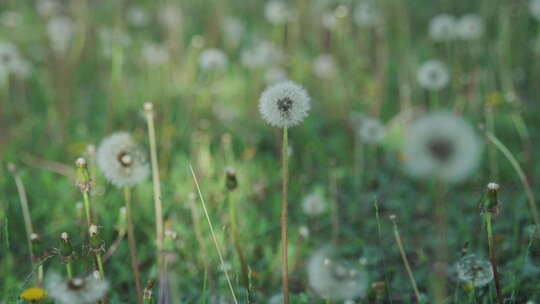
45, 272, 109, 304
259, 81, 311, 128
417, 60, 450, 91
307, 247, 368, 301
402, 112, 482, 183
96, 132, 149, 188
451, 254, 493, 287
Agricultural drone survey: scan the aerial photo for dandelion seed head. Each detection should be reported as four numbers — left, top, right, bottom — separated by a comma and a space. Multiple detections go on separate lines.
313, 54, 337, 79
46, 272, 109, 304
456, 14, 484, 40
96, 132, 149, 188
37, 0, 60, 17
241, 41, 282, 69
417, 60, 450, 91
141, 42, 170, 66
356, 117, 385, 144
127, 6, 149, 27
452, 254, 493, 287
353, 1, 381, 27
259, 81, 310, 128
264, 1, 292, 25
531, 0, 540, 20
159, 5, 182, 29
264, 66, 288, 85
429, 14, 457, 41
302, 189, 327, 216
487, 182, 499, 191
199, 48, 228, 71
47, 16, 74, 54
403, 112, 482, 183
307, 247, 368, 301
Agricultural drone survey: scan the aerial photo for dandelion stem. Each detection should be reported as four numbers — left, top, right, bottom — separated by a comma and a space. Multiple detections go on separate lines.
82, 192, 92, 227
144, 103, 164, 268
189, 165, 238, 304
10, 167, 35, 269
485, 213, 503, 304
66, 262, 73, 279
281, 126, 290, 304
486, 132, 540, 234
391, 216, 421, 303
124, 187, 143, 304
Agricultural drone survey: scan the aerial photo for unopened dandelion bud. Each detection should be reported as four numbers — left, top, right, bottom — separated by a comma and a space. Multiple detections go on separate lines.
30, 233, 46, 262
484, 182, 500, 214
389, 214, 397, 221
59, 232, 75, 264
7, 162, 16, 173
88, 225, 104, 253
75, 157, 92, 193
143, 102, 154, 112
92, 270, 100, 280
225, 167, 238, 191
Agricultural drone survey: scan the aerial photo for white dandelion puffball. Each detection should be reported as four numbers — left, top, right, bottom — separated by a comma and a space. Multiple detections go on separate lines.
302, 190, 327, 216
531, 0, 540, 20
259, 81, 311, 128
264, 1, 292, 25
99, 28, 132, 58
268, 293, 284, 304
403, 112, 482, 183
47, 16, 74, 54
127, 6, 149, 27
313, 54, 337, 79
353, 1, 381, 27
429, 14, 457, 41
97, 132, 149, 188
159, 4, 182, 29
37, 0, 60, 17
46, 272, 109, 304
241, 41, 283, 69
0, 42, 31, 79
453, 254, 493, 287
357, 117, 386, 144
264, 66, 288, 85
307, 247, 368, 301
416, 60, 450, 91
456, 14, 484, 40
199, 48, 228, 71
142, 42, 170, 66
222, 17, 244, 47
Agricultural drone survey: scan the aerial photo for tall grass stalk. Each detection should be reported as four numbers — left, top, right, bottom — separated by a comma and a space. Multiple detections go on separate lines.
483, 183, 503, 304
189, 164, 238, 304
281, 126, 290, 304
486, 132, 540, 234
124, 187, 143, 304
144, 102, 164, 266
390, 215, 422, 302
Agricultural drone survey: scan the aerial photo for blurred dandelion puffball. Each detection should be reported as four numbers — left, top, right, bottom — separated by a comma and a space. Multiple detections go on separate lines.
47, 16, 74, 54
45, 272, 109, 304
307, 247, 368, 301
416, 60, 450, 91
313, 54, 337, 79
403, 112, 482, 183
353, 1, 381, 27
452, 254, 493, 287
456, 14, 484, 40
429, 14, 457, 41
198, 48, 228, 71
531, 0, 540, 20
259, 81, 311, 128
356, 117, 386, 144
302, 190, 327, 216
96, 132, 149, 188
264, 66, 288, 85
141, 42, 169, 66
264, 1, 292, 25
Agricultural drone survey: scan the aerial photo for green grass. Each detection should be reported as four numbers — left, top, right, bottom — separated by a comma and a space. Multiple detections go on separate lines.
2, 0, 540, 303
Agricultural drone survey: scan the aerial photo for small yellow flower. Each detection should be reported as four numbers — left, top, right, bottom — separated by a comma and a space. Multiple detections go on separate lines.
20, 287, 47, 302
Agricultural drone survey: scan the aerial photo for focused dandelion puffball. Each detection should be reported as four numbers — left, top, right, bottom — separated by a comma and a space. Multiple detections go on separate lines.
456, 14, 484, 40
403, 112, 482, 183
45, 272, 109, 304
302, 190, 327, 216
353, 1, 381, 27
313, 54, 337, 79
199, 48, 228, 71
264, 1, 291, 25
259, 81, 311, 128
307, 247, 368, 301
96, 132, 149, 188
416, 60, 450, 91
452, 254, 493, 287
429, 14, 457, 41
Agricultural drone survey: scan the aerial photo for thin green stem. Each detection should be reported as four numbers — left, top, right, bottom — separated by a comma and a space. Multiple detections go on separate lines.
124, 187, 143, 304
82, 191, 92, 227
486, 132, 540, 233
392, 218, 421, 303
11, 171, 35, 268
281, 127, 290, 304
189, 165, 238, 304
66, 263, 73, 280
485, 213, 503, 304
